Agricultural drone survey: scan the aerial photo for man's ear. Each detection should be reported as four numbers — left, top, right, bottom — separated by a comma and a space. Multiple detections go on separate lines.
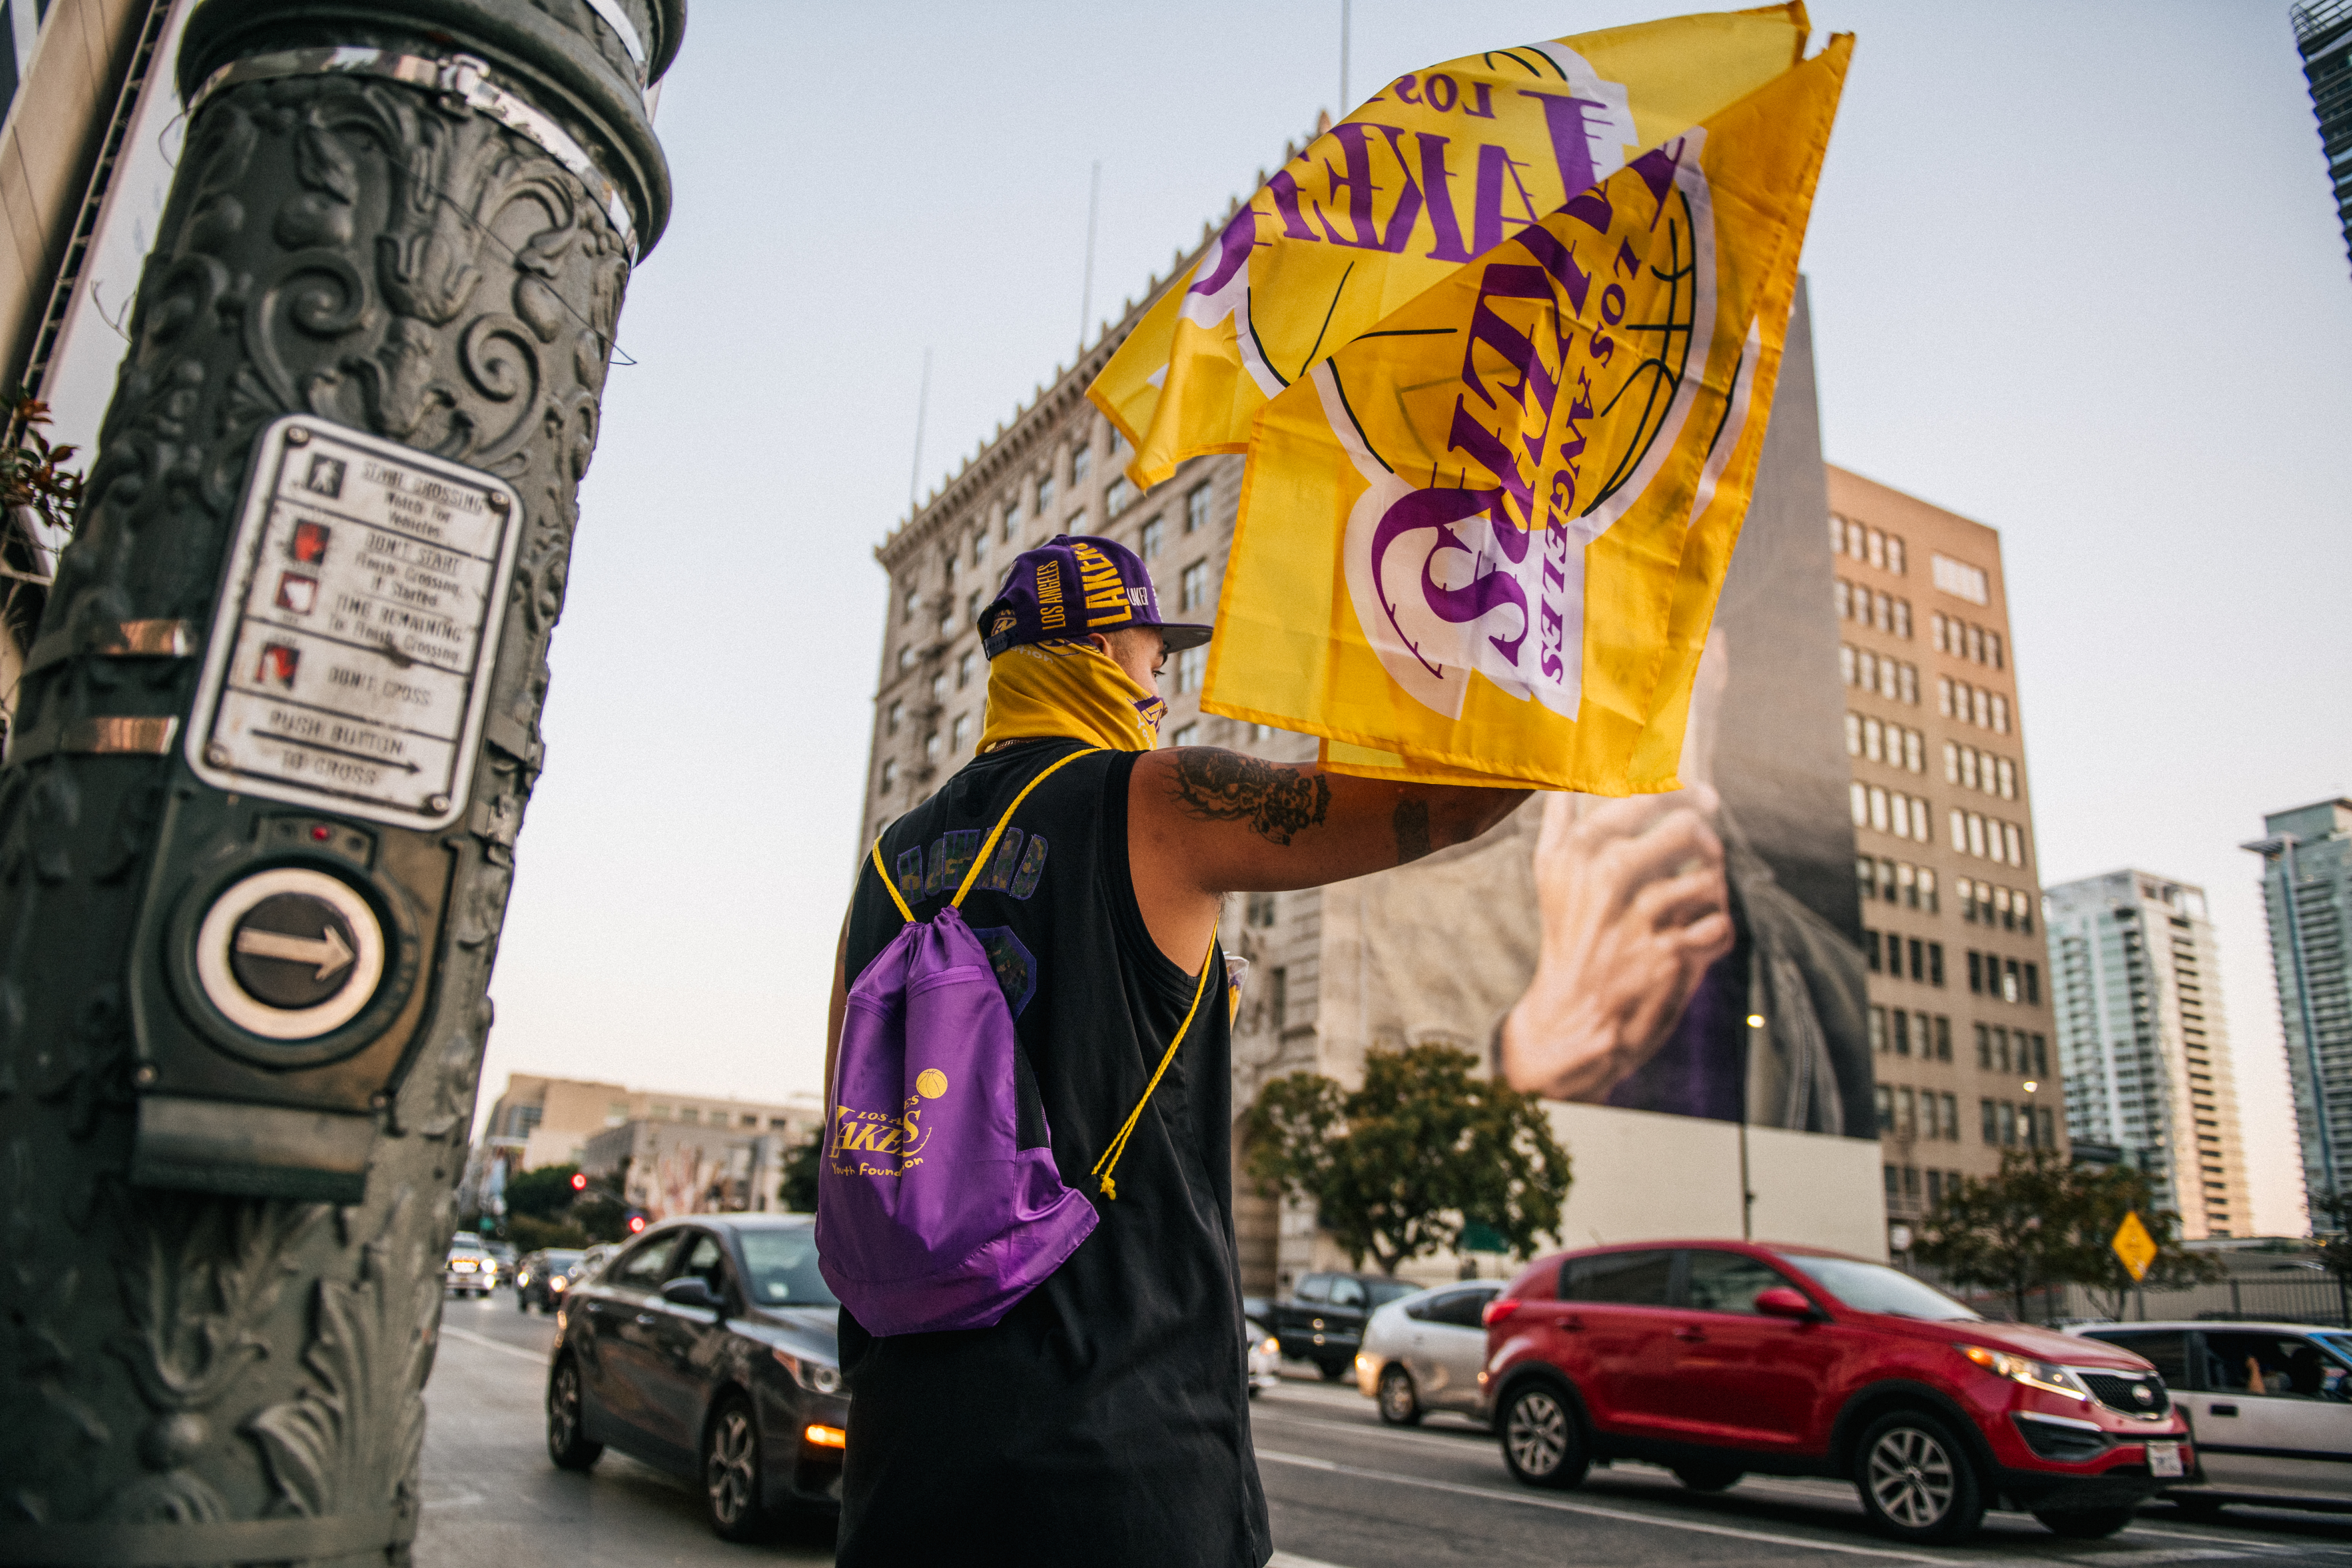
1084, 632, 1115, 658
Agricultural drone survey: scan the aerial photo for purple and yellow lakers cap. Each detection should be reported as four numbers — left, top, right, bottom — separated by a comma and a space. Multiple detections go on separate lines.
978, 534, 1212, 659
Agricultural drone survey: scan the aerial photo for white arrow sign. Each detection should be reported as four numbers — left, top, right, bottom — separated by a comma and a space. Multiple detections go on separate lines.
234, 924, 355, 982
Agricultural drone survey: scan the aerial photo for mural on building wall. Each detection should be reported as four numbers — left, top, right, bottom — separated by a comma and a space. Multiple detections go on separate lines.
1315, 287, 1871, 1139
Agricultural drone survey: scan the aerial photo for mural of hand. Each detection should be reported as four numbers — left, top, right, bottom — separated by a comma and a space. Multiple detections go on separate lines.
1501, 787, 1735, 1102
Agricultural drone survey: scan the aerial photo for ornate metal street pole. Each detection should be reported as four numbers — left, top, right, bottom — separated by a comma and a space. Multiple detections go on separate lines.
0, 2, 680, 1561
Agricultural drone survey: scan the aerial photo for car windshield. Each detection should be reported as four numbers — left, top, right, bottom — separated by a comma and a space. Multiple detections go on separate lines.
1773, 1253, 1979, 1320
738, 1227, 838, 1307
447, 1242, 485, 1257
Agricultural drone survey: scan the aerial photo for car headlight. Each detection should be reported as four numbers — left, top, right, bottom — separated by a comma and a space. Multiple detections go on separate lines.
549, 1276, 566, 1291
773, 1348, 845, 1395
1958, 1344, 2090, 1402
1261, 1336, 1279, 1357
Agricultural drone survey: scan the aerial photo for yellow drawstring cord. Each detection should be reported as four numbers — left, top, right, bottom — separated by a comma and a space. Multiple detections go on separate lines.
1091, 922, 1219, 1201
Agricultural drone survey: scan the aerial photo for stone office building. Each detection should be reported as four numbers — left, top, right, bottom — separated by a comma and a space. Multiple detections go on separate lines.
1828, 468, 2066, 1225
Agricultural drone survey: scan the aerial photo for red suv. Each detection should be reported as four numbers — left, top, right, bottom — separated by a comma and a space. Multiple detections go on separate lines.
1482, 1241, 2190, 1544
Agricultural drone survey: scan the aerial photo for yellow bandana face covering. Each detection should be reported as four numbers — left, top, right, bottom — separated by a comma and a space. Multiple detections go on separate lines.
978, 640, 1166, 754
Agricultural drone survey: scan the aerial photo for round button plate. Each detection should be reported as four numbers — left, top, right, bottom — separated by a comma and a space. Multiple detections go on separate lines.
194, 868, 386, 1040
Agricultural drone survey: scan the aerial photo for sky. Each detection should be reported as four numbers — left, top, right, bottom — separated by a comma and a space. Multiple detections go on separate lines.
471, 2, 2352, 1235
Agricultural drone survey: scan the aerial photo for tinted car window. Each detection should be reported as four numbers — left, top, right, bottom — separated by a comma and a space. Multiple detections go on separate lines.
1329, 1277, 1367, 1309
1683, 1250, 1792, 1314
2202, 1330, 2352, 1400
1560, 1250, 1674, 1306
1772, 1254, 1978, 1320
1426, 1287, 1497, 1327
1367, 1278, 1419, 1308
1296, 1274, 1331, 1303
2084, 1329, 2190, 1386
611, 1234, 681, 1290
738, 1227, 838, 1307
674, 1232, 729, 1292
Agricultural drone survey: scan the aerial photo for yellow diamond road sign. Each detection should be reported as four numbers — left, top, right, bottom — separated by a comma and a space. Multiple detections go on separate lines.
2113, 1211, 2158, 1282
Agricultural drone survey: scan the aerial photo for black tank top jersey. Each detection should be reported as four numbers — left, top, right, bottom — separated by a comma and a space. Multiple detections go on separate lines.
835, 739, 1272, 1568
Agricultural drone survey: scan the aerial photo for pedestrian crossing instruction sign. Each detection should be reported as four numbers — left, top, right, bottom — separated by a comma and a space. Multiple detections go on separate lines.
2112, 1211, 2157, 1282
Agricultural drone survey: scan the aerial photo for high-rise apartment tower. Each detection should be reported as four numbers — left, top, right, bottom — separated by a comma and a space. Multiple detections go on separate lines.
2294, 0, 2352, 276
2045, 871, 2252, 1238
2246, 799, 2352, 1218
1827, 468, 2064, 1225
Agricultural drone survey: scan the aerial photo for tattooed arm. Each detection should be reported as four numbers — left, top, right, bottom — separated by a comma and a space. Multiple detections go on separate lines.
1126, 746, 1527, 966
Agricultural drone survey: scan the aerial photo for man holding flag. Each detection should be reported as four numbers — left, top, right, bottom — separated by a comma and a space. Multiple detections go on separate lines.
826, 7, 1849, 1559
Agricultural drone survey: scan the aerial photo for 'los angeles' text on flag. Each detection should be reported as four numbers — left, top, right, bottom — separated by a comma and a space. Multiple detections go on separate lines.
1089, 4, 1817, 492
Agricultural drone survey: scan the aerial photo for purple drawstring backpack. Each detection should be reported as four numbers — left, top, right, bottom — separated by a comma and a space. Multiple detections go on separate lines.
816, 746, 1220, 1336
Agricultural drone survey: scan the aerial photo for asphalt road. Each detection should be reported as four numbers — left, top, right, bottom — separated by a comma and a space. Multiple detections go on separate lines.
419, 1288, 2352, 1567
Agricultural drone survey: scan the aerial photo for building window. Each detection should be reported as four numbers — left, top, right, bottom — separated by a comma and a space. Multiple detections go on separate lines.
1927, 942, 1945, 987
1933, 1015, 1952, 1061
1270, 967, 1288, 1029
1067, 509, 1089, 534
1186, 483, 1211, 533
1071, 445, 1091, 485
1931, 552, 1990, 604
879, 759, 898, 793
1180, 560, 1210, 613
930, 671, 948, 703
957, 651, 975, 689
1107, 476, 1134, 517
1140, 516, 1164, 558
1170, 721, 1198, 748
972, 526, 988, 562
1004, 502, 1021, 541
902, 587, 919, 623
1174, 643, 1206, 693
1037, 474, 1054, 516
952, 714, 972, 753
1875, 1082, 1895, 1132
1246, 892, 1277, 927
887, 700, 904, 734
924, 733, 941, 763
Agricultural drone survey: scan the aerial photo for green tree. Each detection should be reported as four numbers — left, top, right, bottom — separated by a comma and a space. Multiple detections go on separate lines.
1243, 1044, 1570, 1275
1917, 1148, 2218, 1323
506, 1162, 584, 1221
1914, 1148, 2077, 1321
781, 1131, 822, 1213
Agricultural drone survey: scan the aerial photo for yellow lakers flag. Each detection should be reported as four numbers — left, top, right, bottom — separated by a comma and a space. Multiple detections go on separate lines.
1089, 5, 1814, 490
1204, 36, 1852, 794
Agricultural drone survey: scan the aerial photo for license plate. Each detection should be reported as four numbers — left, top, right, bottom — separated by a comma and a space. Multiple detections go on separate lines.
2148, 1441, 2184, 1478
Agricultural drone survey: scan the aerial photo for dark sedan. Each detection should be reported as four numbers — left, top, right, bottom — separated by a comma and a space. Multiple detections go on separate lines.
515, 1249, 586, 1314
545, 1214, 848, 1539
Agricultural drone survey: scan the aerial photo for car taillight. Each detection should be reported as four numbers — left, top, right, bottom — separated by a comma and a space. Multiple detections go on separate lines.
1482, 1298, 1522, 1327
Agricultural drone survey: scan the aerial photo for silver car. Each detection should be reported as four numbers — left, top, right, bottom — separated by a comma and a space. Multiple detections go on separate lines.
1353, 1281, 1499, 1426
1246, 1317, 1281, 1396
2071, 1320, 2352, 1516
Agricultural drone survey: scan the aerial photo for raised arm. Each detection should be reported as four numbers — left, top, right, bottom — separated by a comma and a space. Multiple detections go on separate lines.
1126, 746, 1528, 966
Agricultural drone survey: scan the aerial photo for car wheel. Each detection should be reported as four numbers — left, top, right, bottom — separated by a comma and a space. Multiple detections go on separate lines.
1673, 1464, 1743, 1493
1377, 1365, 1421, 1427
1499, 1383, 1589, 1490
703, 1394, 769, 1543
1854, 1409, 1984, 1544
1318, 1359, 1350, 1382
2033, 1506, 2136, 1540
545, 1358, 602, 1471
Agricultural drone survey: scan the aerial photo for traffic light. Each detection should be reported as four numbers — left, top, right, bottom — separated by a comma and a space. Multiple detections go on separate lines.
625, 1210, 647, 1234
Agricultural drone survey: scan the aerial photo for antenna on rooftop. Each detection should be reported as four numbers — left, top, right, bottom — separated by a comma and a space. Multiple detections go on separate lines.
1080, 160, 1102, 355
1339, 0, 1351, 115
908, 347, 932, 516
